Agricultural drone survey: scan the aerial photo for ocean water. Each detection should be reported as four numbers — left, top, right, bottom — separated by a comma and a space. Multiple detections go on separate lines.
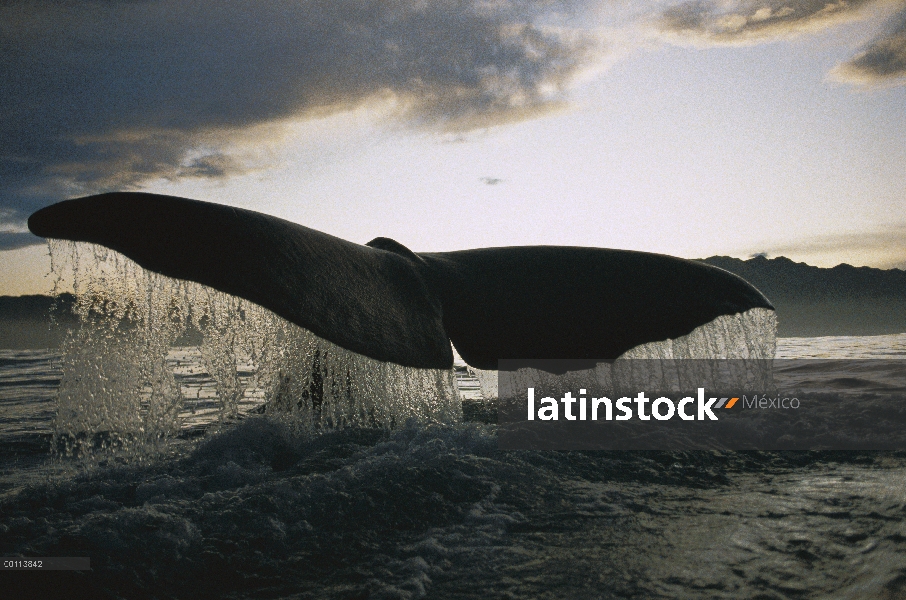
1, 335, 905, 599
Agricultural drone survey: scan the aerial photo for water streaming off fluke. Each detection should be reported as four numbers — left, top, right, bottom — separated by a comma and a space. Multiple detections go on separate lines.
472, 308, 777, 400
45, 240, 777, 455
48, 241, 461, 454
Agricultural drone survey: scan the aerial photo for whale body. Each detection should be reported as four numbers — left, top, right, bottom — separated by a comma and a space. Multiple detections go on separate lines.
28, 193, 773, 370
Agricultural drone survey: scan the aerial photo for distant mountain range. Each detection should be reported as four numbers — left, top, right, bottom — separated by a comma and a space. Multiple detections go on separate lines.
1, 256, 904, 348
0, 294, 76, 350
699, 256, 906, 337
0, 293, 77, 349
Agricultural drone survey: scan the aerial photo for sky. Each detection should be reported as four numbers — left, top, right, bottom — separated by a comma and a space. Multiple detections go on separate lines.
1, 0, 905, 296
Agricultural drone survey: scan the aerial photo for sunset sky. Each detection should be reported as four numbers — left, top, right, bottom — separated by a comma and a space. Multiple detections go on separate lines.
2, 0, 905, 296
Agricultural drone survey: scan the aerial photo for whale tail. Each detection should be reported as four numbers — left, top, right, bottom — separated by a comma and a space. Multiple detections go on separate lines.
29, 193, 773, 370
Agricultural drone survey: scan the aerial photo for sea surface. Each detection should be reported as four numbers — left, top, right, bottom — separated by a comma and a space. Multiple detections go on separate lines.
1, 335, 905, 599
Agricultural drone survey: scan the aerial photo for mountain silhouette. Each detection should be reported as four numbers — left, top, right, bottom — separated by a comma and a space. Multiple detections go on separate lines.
700, 256, 906, 337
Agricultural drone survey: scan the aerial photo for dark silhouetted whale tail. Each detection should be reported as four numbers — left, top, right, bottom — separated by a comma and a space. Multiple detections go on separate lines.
29, 193, 773, 370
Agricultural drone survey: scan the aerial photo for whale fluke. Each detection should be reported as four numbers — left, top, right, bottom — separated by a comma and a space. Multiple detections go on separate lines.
28, 193, 773, 370
28, 193, 451, 368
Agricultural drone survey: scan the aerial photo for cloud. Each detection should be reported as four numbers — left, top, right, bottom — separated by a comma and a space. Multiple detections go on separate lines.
0, 232, 43, 251
480, 177, 504, 185
656, 0, 881, 45
830, 6, 906, 85
653, 0, 906, 87
0, 0, 602, 241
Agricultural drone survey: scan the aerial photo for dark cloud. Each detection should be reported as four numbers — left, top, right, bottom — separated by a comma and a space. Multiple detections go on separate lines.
657, 0, 879, 44
0, 0, 600, 242
480, 177, 504, 185
0, 232, 43, 251
655, 0, 906, 88
832, 7, 906, 85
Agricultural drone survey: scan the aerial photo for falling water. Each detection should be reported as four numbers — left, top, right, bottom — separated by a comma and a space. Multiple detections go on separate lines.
44, 239, 778, 451
476, 308, 778, 400
48, 241, 461, 454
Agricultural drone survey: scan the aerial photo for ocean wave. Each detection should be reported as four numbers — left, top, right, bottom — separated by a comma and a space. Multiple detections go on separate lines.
2, 417, 906, 599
